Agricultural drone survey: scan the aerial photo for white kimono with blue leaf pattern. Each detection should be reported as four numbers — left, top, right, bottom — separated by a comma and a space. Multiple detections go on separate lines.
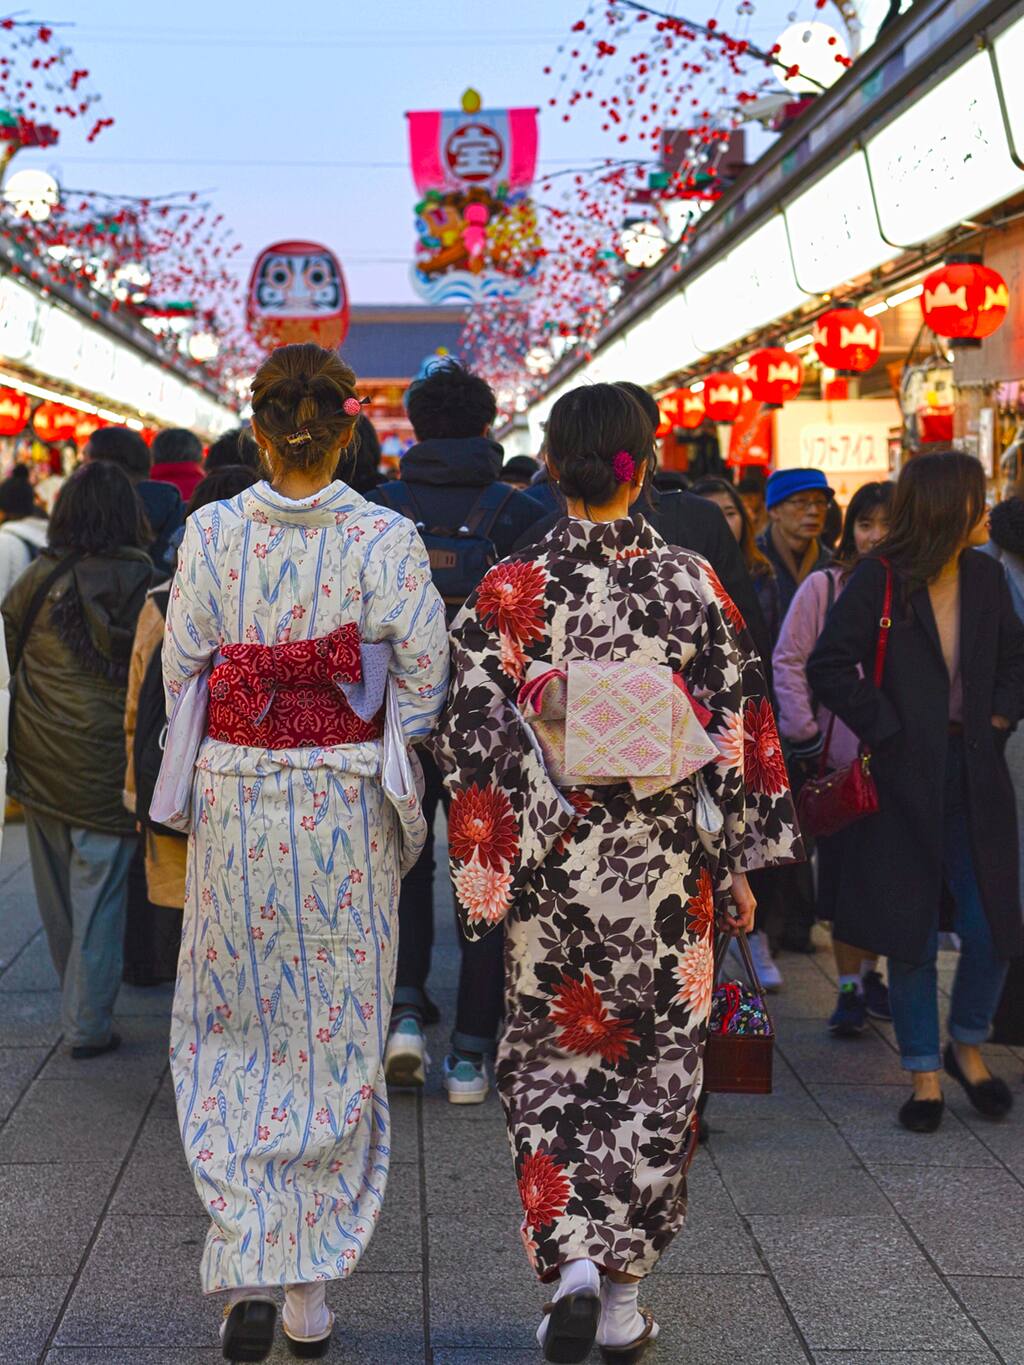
162, 480, 448, 1292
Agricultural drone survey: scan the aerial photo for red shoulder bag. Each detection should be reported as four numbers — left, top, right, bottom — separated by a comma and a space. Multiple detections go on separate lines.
795, 560, 893, 840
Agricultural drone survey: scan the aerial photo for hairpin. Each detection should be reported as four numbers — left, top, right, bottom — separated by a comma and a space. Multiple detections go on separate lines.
343, 396, 370, 416
612, 450, 636, 483
286, 427, 313, 447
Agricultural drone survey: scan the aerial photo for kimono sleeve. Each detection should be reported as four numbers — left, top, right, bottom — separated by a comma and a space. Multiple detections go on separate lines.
427, 602, 576, 939
162, 514, 220, 714
360, 517, 450, 743
686, 561, 804, 875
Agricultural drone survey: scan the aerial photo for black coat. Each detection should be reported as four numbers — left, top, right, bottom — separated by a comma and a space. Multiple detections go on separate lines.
513, 487, 773, 679
369, 436, 546, 559
807, 552, 1024, 964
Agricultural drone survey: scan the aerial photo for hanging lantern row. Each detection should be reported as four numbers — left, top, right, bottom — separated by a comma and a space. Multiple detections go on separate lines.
748, 348, 804, 407
656, 386, 705, 435
0, 387, 149, 445
813, 306, 882, 374
921, 257, 1008, 347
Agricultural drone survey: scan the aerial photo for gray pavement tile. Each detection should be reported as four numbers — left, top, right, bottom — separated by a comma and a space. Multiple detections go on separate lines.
111, 1144, 199, 1218
386, 1089, 420, 1160
45, 1353, 225, 1364
809, 1083, 1000, 1168
429, 1258, 539, 1348
427, 1210, 525, 1277
0, 1075, 156, 1162
658, 1152, 763, 1275
0, 988, 62, 1046
0, 1044, 47, 1121
114, 981, 176, 1017
330, 1272, 425, 1363
432, 1355, 540, 1365
54, 1214, 220, 1347
947, 1275, 1024, 1361
43, 1014, 171, 1081
424, 1129, 522, 1219
749, 1214, 990, 1352
0, 931, 58, 991
813, 1355, 997, 1364
0, 1274, 72, 1365
766, 970, 843, 1020
776, 1016, 906, 1086
708, 1119, 891, 1217
359, 1160, 421, 1273
643, 1272, 808, 1363
872, 1166, 1024, 1276
702, 1050, 830, 1127
0, 1161, 117, 1274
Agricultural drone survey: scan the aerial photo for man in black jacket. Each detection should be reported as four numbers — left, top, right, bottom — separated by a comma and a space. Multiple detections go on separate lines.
371, 362, 545, 1106
84, 427, 184, 580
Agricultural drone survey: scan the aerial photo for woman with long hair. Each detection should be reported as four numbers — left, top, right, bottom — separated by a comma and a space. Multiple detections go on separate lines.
808, 451, 1024, 1131
3, 461, 152, 1059
774, 482, 893, 1035
431, 382, 802, 1362
163, 343, 448, 1359
690, 476, 781, 647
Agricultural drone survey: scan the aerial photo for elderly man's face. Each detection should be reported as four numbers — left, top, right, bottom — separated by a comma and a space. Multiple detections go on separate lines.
770, 490, 829, 548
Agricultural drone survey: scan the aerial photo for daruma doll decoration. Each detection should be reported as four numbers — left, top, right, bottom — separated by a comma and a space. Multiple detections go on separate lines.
246, 240, 350, 350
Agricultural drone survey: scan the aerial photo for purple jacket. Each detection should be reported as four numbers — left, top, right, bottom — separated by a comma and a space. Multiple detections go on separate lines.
773, 565, 859, 770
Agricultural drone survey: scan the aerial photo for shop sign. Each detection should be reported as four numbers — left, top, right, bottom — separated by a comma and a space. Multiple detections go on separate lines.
0, 276, 40, 362
783, 153, 892, 294
774, 400, 898, 498
866, 53, 1017, 247
686, 216, 807, 353
994, 14, 1024, 164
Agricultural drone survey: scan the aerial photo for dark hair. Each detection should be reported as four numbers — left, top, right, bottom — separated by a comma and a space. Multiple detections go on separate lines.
873, 450, 986, 588
691, 476, 773, 579
86, 426, 151, 479
834, 480, 894, 568
405, 360, 497, 440
989, 496, 1024, 557
49, 461, 149, 555
186, 464, 259, 517
0, 464, 37, 518
737, 474, 766, 497
337, 414, 383, 494
502, 455, 540, 485
614, 380, 660, 431
205, 427, 263, 473
546, 382, 656, 507
152, 427, 202, 465
251, 342, 360, 474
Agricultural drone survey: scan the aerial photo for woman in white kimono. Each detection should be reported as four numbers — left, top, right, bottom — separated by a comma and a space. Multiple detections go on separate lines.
163, 343, 448, 1361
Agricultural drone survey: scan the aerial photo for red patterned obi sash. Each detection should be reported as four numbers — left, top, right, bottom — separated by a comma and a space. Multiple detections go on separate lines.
207, 623, 383, 749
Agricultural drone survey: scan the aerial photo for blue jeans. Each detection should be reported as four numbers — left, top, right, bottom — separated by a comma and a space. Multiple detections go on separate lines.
887, 738, 1009, 1071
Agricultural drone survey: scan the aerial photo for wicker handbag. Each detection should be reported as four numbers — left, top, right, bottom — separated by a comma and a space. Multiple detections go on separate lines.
796, 560, 893, 840
703, 932, 774, 1095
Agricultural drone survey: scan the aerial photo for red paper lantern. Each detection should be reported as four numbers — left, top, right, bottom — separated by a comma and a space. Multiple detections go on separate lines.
73, 413, 105, 446
812, 307, 881, 374
747, 348, 804, 407
921, 258, 1008, 348
32, 401, 78, 443
0, 387, 30, 437
657, 387, 705, 435
703, 372, 743, 424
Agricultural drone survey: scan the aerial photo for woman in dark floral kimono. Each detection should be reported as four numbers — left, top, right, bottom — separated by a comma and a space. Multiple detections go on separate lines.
431, 383, 802, 1364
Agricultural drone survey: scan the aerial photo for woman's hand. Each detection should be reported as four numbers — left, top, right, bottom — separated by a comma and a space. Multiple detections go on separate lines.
721, 871, 757, 937
992, 715, 1011, 731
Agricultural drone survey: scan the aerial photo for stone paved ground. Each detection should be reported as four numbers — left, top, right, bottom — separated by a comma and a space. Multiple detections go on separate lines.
4, 817, 1024, 1364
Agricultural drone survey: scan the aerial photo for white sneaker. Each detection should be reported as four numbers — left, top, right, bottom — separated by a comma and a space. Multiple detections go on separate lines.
385, 1016, 427, 1087
746, 930, 783, 992
283, 1282, 334, 1355
442, 1054, 488, 1105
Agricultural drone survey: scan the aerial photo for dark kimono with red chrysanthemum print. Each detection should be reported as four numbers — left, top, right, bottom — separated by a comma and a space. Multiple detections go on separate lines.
430, 516, 802, 1281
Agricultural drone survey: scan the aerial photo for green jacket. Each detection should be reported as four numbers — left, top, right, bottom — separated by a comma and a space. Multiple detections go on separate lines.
3, 547, 153, 835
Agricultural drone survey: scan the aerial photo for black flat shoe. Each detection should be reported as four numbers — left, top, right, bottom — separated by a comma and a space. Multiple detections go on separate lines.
898, 1094, 945, 1133
283, 1323, 333, 1359
71, 1032, 121, 1061
943, 1043, 1013, 1119
542, 1289, 601, 1364
221, 1298, 277, 1362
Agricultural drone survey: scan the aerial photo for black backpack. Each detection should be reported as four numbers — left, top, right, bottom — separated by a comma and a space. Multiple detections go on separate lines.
381, 481, 515, 621
133, 587, 183, 839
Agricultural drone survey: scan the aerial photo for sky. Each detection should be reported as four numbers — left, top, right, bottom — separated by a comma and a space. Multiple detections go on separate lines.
14, 0, 818, 307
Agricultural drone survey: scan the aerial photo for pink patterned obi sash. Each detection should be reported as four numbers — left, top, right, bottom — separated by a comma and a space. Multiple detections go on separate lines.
207, 623, 385, 749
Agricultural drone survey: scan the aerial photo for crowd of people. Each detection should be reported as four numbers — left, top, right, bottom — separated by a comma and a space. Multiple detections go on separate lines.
1, 347, 1022, 1363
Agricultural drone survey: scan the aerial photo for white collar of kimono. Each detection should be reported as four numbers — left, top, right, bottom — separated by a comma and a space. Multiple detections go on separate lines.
241, 479, 362, 528
554, 513, 659, 562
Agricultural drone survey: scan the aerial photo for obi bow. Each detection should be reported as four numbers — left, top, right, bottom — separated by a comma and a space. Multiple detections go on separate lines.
210, 624, 367, 727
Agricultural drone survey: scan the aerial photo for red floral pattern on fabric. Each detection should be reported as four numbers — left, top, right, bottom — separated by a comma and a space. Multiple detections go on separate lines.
448, 784, 519, 871
685, 866, 716, 941
703, 564, 746, 631
518, 1148, 572, 1231
476, 560, 547, 645
743, 697, 789, 795
207, 623, 382, 749
551, 973, 638, 1064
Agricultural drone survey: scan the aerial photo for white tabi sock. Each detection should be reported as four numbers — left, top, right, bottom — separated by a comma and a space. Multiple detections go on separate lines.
598, 1279, 649, 1348
283, 1282, 332, 1341
536, 1258, 600, 1347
